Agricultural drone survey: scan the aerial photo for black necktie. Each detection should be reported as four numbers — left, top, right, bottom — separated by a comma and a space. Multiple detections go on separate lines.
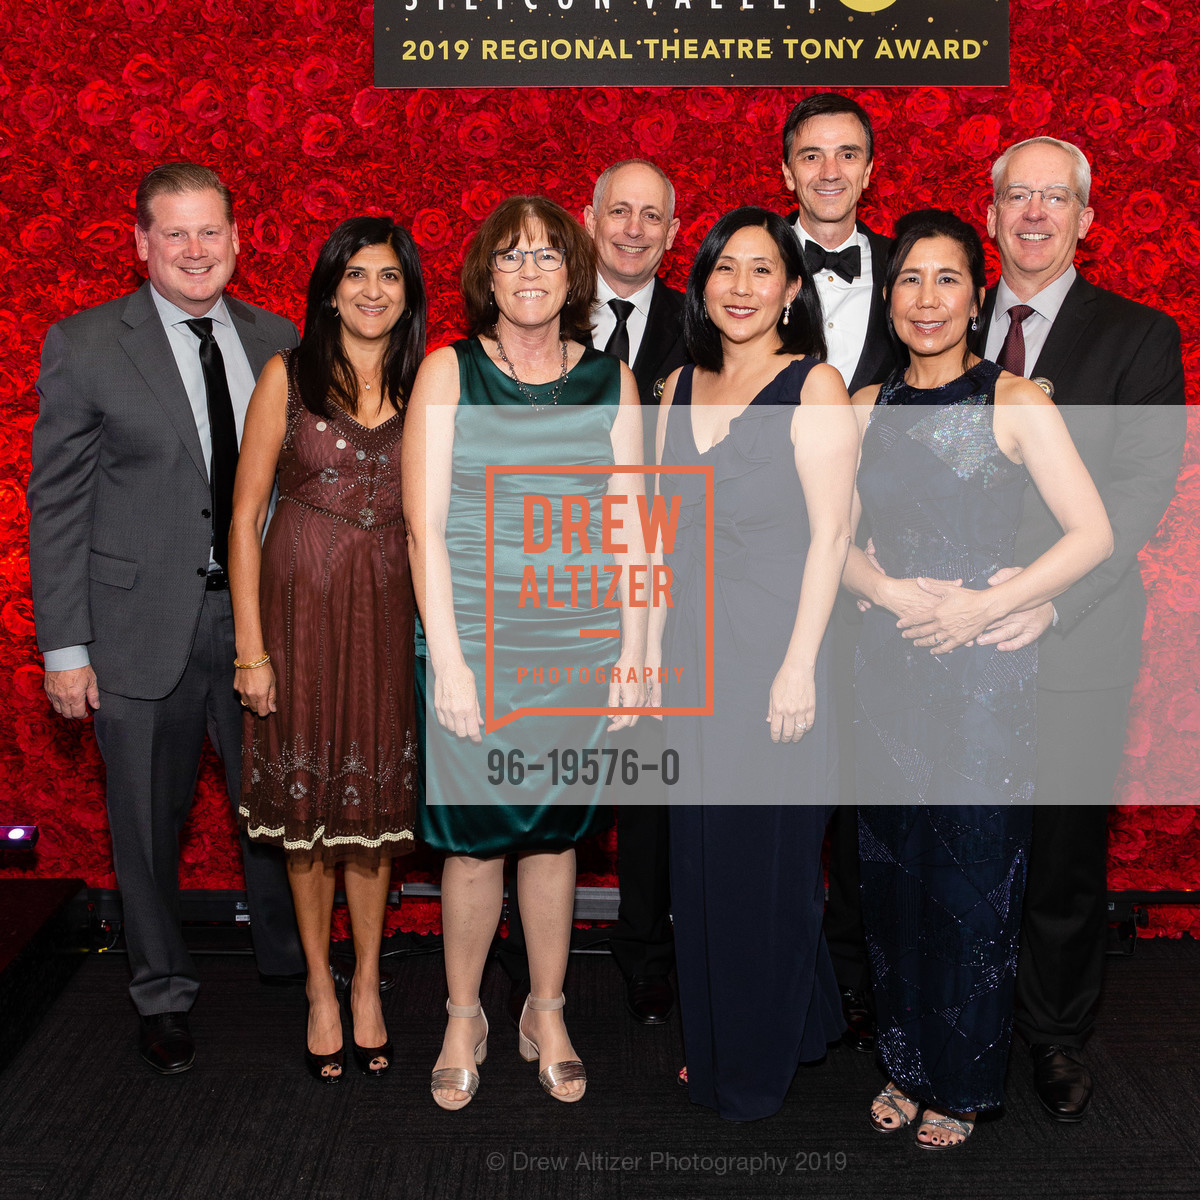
184, 317, 238, 572
803, 240, 862, 283
604, 298, 635, 364
996, 304, 1035, 377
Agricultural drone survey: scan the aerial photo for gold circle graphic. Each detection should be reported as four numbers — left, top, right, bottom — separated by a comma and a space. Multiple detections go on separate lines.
839, 0, 897, 11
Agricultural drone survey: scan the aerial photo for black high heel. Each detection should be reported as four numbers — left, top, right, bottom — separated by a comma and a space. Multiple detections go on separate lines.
305, 1045, 344, 1084
343, 973, 392, 1077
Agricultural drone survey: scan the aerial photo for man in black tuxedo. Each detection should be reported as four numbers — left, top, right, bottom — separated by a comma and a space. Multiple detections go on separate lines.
782, 93, 897, 1052
28, 163, 304, 1073
498, 161, 686, 1025
972, 136, 1185, 1120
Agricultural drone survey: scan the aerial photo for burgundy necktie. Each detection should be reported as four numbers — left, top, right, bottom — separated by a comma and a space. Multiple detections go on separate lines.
996, 304, 1035, 377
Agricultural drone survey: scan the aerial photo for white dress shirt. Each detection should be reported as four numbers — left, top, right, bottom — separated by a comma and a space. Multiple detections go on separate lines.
43, 287, 256, 671
591, 275, 657, 366
794, 222, 872, 388
984, 266, 1077, 377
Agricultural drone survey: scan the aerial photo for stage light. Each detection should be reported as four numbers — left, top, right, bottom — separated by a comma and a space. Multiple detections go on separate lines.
1, 825, 39, 847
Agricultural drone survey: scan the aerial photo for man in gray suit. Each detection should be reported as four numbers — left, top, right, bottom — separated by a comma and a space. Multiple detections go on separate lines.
28, 163, 303, 1073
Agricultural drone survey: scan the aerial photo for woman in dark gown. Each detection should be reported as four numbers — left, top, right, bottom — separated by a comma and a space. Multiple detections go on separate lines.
651, 208, 859, 1121
842, 210, 1112, 1146
230, 217, 426, 1083
403, 197, 646, 1109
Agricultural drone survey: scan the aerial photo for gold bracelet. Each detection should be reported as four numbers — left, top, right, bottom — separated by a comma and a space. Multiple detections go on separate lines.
234, 653, 271, 670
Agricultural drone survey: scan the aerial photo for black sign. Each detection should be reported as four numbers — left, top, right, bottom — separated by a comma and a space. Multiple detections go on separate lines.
375, 0, 1009, 88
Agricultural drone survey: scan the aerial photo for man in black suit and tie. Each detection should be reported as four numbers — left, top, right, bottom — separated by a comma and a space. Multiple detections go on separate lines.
782, 93, 896, 1052
497, 160, 686, 1025
29, 163, 304, 1073
970, 136, 1186, 1120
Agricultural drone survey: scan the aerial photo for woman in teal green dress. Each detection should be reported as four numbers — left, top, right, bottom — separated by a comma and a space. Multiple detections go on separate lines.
402, 197, 645, 1109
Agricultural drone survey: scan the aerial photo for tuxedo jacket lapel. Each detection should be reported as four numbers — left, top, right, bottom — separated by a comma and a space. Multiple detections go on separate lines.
633, 280, 676, 399
118, 285, 208, 481
846, 222, 897, 394
1027, 275, 1095, 395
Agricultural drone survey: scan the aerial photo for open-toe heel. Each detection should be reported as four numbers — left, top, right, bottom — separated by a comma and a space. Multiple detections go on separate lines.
430, 999, 488, 1111
342, 972, 393, 1077
518, 994, 587, 1102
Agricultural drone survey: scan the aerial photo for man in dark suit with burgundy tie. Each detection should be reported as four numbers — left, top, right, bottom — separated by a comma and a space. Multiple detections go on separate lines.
782, 93, 897, 1053
28, 163, 304, 1074
970, 136, 1185, 1120
498, 160, 686, 1025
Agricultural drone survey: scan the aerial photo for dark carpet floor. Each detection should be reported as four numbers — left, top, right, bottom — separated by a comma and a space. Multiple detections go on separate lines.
0, 938, 1197, 1200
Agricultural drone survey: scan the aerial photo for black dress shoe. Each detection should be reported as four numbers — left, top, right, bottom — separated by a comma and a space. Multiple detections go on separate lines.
330, 960, 396, 996
839, 988, 876, 1054
1031, 1043, 1092, 1122
626, 974, 675, 1024
138, 1011, 195, 1075
507, 979, 531, 1029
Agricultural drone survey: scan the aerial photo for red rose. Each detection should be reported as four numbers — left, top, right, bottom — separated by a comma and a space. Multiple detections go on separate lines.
123, 0, 167, 21
2, 598, 35, 638
19, 214, 65, 254
905, 87, 951, 128
1174, 224, 1200, 267
121, 53, 168, 96
1128, 118, 1176, 162
1083, 95, 1124, 138
350, 87, 389, 128
246, 84, 289, 133
457, 111, 503, 159
293, 53, 339, 96
1122, 189, 1167, 234
631, 109, 677, 155
78, 220, 128, 260
76, 80, 122, 127
743, 92, 789, 140
685, 89, 735, 123
11, 663, 45, 705
300, 113, 344, 158
19, 85, 60, 131
303, 179, 350, 220
406, 89, 448, 130
576, 89, 622, 126
511, 92, 550, 128
956, 113, 1000, 159
855, 89, 893, 136
411, 207, 454, 254
461, 180, 506, 222
1127, 0, 1171, 35
1007, 87, 1053, 130
1133, 61, 1177, 107
180, 79, 225, 124
251, 211, 293, 256
129, 105, 172, 155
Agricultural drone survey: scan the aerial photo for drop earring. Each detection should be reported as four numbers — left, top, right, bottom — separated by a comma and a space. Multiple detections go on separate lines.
782, 303, 791, 327
970, 315, 979, 331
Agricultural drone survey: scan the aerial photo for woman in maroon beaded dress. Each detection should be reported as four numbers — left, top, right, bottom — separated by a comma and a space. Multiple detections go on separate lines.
229, 217, 426, 1083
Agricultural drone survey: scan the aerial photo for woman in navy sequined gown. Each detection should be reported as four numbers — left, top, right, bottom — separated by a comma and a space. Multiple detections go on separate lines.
651, 208, 859, 1121
842, 211, 1111, 1146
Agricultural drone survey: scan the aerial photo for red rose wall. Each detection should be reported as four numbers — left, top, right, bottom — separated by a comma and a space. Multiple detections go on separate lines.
0, 0, 1197, 937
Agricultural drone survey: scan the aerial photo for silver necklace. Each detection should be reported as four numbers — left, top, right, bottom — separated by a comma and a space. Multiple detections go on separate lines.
494, 332, 568, 409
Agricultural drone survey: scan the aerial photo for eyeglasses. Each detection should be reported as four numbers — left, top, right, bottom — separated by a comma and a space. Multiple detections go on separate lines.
996, 186, 1083, 210
490, 247, 566, 272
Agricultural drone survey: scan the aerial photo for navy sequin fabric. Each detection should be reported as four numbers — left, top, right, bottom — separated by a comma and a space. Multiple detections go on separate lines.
855, 360, 1034, 1112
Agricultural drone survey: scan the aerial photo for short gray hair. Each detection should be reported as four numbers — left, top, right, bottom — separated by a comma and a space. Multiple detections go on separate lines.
991, 137, 1092, 206
591, 159, 676, 220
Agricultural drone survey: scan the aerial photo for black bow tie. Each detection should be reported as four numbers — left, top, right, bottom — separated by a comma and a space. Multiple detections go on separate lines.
803, 241, 862, 283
